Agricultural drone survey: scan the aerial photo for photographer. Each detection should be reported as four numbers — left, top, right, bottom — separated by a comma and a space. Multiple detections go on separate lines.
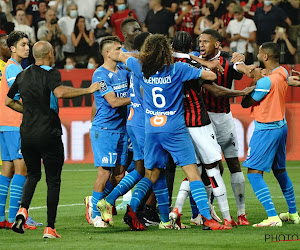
37, 9, 67, 68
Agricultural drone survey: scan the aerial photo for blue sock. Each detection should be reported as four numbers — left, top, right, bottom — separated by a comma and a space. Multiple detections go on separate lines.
92, 190, 105, 219
152, 173, 169, 223
106, 170, 142, 206
8, 174, 26, 223
103, 180, 114, 197
190, 180, 211, 220
130, 177, 152, 212
189, 195, 199, 219
247, 173, 277, 217
0, 175, 11, 222
274, 171, 297, 214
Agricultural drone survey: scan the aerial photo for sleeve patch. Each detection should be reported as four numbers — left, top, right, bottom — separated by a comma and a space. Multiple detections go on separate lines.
99, 80, 108, 92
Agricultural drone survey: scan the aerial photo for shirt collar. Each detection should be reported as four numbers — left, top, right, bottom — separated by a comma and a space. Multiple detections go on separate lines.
200, 51, 221, 61
172, 52, 190, 59
10, 58, 23, 70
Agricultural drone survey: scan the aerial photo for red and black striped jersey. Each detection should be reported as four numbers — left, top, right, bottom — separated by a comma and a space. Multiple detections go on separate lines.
203, 53, 243, 113
173, 53, 211, 127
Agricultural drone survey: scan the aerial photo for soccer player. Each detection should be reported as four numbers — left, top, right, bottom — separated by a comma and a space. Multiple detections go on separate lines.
117, 34, 230, 231
241, 42, 299, 227
90, 36, 131, 227
6, 41, 100, 238
197, 29, 256, 226
0, 31, 35, 230
170, 31, 254, 228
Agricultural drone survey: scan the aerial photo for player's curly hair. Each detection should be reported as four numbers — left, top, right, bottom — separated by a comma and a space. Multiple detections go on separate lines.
139, 34, 173, 79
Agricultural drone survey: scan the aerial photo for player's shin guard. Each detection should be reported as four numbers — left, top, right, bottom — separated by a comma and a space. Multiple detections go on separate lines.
130, 177, 152, 212
231, 172, 246, 216
206, 168, 230, 221
274, 171, 297, 214
189, 195, 199, 219
92, 190, 105, 219
0, 175, 11, 222
8, 175, 26, 223
106, 170, 142, 206
174, 179, 190, 214
190, 180, 211, 220
247, 173, 277, 217
153, 174, 169, 223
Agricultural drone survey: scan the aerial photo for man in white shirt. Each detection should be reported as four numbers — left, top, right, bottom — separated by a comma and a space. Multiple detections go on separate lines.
13, 9, 36, 45
226, 5, 257, 64
58, 2, 78, 57
73, 0, 98, 29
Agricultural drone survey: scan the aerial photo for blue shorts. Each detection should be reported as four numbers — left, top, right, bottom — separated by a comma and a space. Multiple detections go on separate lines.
90, 129, 128, 167
0, 131, 23, 161
127, 125, 144, 161
243, 124, 287, 173
144, 131, 196, 170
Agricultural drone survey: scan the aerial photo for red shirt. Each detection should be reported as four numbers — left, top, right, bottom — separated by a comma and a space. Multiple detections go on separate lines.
110, 9, 138, 41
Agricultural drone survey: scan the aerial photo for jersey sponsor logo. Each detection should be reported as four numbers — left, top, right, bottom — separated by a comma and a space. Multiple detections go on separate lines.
146, 108, 176, 116
102, 156, 109, 164
113, 83, 127, 91
127, 107, 134, 121
99, 80, 108, 92
150, 115, 167, 127
143, 75, 171, 84
116, 92, 127, 98
131, 102, 141, 108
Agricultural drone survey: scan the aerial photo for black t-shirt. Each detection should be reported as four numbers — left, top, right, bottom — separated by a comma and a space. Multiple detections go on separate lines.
277, 39, 296, 65
161, 0, 179, 8
145, 8, 175, 35
7, 65, 62, 139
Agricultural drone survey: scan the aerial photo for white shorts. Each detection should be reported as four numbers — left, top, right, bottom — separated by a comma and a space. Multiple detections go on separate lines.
187, 124, 222, 165
208, 111, 239, 158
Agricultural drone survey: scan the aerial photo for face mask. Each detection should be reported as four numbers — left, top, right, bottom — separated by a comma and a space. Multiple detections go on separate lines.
70, 10, 78, 18
118, 4, 126, 11
182, 6, 187, 12
264, 1, 272, 6
97, 11, 105, 18
87, 63, 95, 69
65, 64, 74, 70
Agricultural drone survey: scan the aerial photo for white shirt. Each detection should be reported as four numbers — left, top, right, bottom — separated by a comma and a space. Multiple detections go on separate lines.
73, 0, 98, 27
226, 17, 257, 54
58, 15, 76, 53
13, 21, 36, 44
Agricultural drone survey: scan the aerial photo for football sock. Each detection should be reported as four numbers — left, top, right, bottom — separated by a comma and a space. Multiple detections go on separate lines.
8, 174, 26, 223
153, 173, 169, 223
0, 175, 11, 222
205, 184, 213, 205
106, 170, 142, 206
190, 180, 211, 220
247, 173, 277, 217
189, 195, 199, 219
123, 189, 132, 202
174, 179, 190, 214
92, 190, 105, 219
206, 167, 231, 221
274, 171, 297, 214
130, 177, 152, 213
103, 180, 114, 197
231, 172, 246, 216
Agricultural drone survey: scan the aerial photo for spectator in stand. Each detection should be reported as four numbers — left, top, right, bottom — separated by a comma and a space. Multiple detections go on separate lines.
5, 0, 31, 27
0, 4, 7, 29
73, 0, 98, 28
127, 0, 149, 23
58, 3, 78, 58
64, 56, 76, 69
110, 0, 137, 41
254, 0, 291, 46
226, 5, 257, 64
37, 8, 67, 67
175, 0, 199, 37
162, 0, 179, 13
13, 9, 36, 45
91, 5, 112, 43
194, 3, 223, 36
273, 21, 296, 65
143, 0, 175, 37
240, 0, 263, 18
71, 16, 94, 67
32, 0, 48, 34
221, 0, 236, 28
25, 0, 44, 26
49, 0, 72, 19
87, 56, 102, 69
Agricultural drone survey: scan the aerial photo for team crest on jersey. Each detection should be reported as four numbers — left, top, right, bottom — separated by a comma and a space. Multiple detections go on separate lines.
99, 80, 108, 92
150, 115, 167, 127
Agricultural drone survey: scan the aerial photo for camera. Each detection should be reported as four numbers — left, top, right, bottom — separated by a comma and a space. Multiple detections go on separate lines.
50, 19, 57, 25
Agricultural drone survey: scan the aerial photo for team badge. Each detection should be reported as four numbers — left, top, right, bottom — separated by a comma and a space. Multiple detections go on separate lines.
99, 80, 108, 92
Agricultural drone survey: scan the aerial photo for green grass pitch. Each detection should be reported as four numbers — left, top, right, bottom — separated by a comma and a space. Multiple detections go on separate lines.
0, 162, 299, 249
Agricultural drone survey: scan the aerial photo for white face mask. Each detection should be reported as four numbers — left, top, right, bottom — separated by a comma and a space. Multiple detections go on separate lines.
97, 11, 105, 18
70, 10, 78, 18
65, 64, 74, 70
87, 63, 95, 69
264, 1, 272, 6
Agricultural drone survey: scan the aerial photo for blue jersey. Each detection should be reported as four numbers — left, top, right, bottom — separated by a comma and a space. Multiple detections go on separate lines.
126, 57, 203, 133
92, 65, 129, 133
127, 72, 145, 128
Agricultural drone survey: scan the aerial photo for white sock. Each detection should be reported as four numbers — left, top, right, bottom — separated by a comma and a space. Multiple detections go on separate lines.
123, 171, 132, 202
206, 167, 231, 221
205, 184, 213, 205
231, 172, 246, 216
174, 180, 190, 214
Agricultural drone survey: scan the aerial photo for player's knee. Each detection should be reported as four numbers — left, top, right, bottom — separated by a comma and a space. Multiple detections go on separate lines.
28, 172, 42, 182
226, 157, 241, 173
273, 168, 286, 175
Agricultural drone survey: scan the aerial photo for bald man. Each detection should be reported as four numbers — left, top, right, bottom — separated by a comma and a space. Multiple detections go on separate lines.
6, 41, 100, 238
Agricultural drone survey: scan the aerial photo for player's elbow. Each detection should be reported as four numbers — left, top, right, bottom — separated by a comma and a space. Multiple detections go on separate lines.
5, 97, 13, 108
241, 99, 250, 108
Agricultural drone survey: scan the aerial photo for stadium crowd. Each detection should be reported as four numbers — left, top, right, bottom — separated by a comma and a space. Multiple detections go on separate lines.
0, 0, 299, 68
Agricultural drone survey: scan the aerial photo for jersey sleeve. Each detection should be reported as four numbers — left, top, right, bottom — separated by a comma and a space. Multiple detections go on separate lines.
6, 64, 22, 100
92, 71, 114, 97
251, 76, 271, 102
48, 69, 62, 91
126, 57, 142, 78
7, 80, 19, 100
178, 62, 202, 82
